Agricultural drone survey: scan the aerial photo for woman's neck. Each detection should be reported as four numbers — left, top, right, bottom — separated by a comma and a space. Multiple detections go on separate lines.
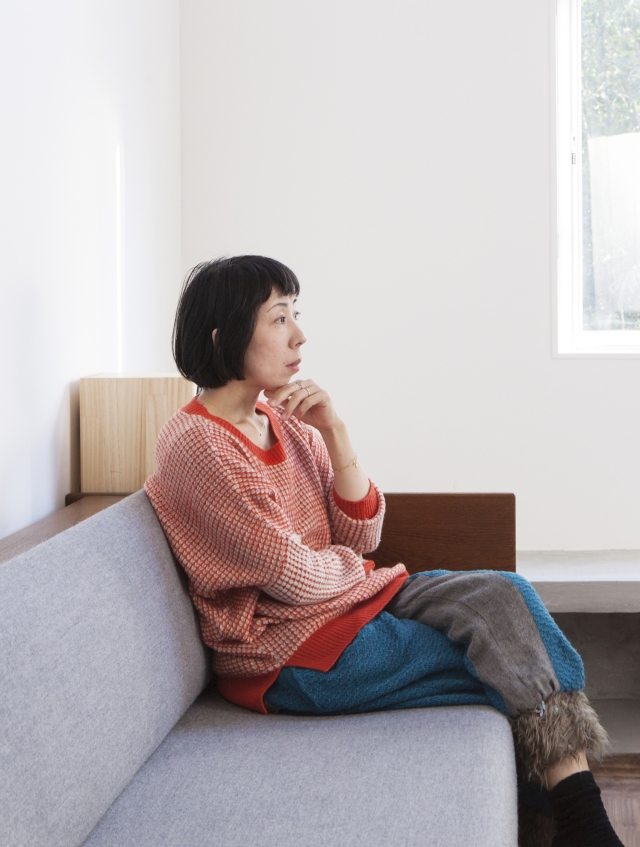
198, 383, 263, 425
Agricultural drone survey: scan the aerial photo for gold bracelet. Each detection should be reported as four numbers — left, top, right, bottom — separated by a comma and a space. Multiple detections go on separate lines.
334, 454, 358, 473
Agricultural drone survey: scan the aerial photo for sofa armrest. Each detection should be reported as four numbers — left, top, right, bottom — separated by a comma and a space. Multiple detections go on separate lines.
367, 493, 515, 573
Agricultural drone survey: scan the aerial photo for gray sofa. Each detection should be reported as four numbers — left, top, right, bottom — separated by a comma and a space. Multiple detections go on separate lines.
0, 491, 517, 847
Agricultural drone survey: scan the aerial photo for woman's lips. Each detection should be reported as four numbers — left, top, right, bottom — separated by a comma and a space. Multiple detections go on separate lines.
286, 360, 301, 371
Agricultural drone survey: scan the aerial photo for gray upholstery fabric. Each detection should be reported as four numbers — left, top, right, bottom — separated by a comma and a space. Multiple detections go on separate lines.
0, 491, 211, 847
83, 689, 518, 847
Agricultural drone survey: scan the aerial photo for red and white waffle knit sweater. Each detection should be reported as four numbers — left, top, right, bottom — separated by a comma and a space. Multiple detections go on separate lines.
145, 397, 407, 711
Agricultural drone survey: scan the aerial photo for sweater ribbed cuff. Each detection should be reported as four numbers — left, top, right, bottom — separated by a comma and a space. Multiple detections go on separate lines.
332, 481, 377, 520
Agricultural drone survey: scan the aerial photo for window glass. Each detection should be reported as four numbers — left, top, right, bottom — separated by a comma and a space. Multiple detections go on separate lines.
582, 0, 640, 331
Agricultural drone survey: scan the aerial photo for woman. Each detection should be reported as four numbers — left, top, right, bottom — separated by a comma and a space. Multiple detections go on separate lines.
145, 255, 621, 847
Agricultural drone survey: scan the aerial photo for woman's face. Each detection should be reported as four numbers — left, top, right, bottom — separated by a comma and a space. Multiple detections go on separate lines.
242, 288, 306, 390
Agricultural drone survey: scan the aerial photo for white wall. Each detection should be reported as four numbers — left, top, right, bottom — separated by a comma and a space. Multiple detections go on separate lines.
0, 0, 181, 538
181, 0, 640, 550
3, 0, 637, 549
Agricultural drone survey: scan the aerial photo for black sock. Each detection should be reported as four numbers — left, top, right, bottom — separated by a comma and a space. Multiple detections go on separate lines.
518, 780, 553, 814
549, 770, 624, 847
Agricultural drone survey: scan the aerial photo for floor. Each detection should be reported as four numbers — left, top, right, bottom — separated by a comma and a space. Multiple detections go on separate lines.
592, 756, 640, 847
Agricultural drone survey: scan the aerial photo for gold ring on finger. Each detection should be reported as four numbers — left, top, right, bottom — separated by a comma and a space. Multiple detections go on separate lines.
304, 387, 311, 397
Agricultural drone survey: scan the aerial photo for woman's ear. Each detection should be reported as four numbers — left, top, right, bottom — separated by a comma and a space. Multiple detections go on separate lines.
211, 328, 218, 346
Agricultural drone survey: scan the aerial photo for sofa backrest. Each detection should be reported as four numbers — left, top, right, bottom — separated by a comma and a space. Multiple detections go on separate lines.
0, 491, 211, 847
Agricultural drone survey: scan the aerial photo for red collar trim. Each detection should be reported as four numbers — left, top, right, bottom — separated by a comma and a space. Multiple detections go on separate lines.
182, 396, 287, 466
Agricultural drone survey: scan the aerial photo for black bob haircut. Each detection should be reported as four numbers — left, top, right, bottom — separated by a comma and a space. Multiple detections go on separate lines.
172, 255, 301, 389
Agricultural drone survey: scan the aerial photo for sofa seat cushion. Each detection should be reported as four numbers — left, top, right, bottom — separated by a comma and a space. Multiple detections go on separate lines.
82, 688, 517, 847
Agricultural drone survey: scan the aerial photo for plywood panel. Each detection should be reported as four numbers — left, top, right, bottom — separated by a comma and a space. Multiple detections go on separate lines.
80, 374, 195, 493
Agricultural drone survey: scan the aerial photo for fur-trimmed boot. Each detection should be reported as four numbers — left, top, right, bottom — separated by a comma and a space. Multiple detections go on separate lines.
511, 691, 609, 785
512, 691, 612, 847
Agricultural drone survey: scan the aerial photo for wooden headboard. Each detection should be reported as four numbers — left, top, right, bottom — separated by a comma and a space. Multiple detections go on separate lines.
367, 493, 516, 574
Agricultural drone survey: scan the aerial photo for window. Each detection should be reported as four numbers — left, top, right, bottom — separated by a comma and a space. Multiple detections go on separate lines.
556, 0, 640, 354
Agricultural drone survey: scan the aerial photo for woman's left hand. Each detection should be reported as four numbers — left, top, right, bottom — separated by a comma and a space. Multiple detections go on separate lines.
263, 380, 340, 432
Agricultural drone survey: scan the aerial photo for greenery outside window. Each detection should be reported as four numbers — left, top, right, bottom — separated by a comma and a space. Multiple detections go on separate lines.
556, 0, 640, 354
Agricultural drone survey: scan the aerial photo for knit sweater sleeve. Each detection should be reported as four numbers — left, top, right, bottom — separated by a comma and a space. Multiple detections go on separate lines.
305, 423, 385, 555
150, 428, 371, 607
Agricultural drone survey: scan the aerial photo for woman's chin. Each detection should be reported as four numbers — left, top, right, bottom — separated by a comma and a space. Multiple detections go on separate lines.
263, 377, 295, 393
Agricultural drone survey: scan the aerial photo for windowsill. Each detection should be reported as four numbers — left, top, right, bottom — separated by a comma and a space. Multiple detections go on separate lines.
555, 332, 640, 357
554, 351, 640, 359
517, 550, 640, 612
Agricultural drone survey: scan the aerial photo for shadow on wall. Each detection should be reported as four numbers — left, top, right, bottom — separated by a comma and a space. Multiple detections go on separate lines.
69, 381, 80, 496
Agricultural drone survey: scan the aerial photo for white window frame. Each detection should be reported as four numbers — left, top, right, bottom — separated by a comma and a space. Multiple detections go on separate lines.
555, 0, 640, 356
